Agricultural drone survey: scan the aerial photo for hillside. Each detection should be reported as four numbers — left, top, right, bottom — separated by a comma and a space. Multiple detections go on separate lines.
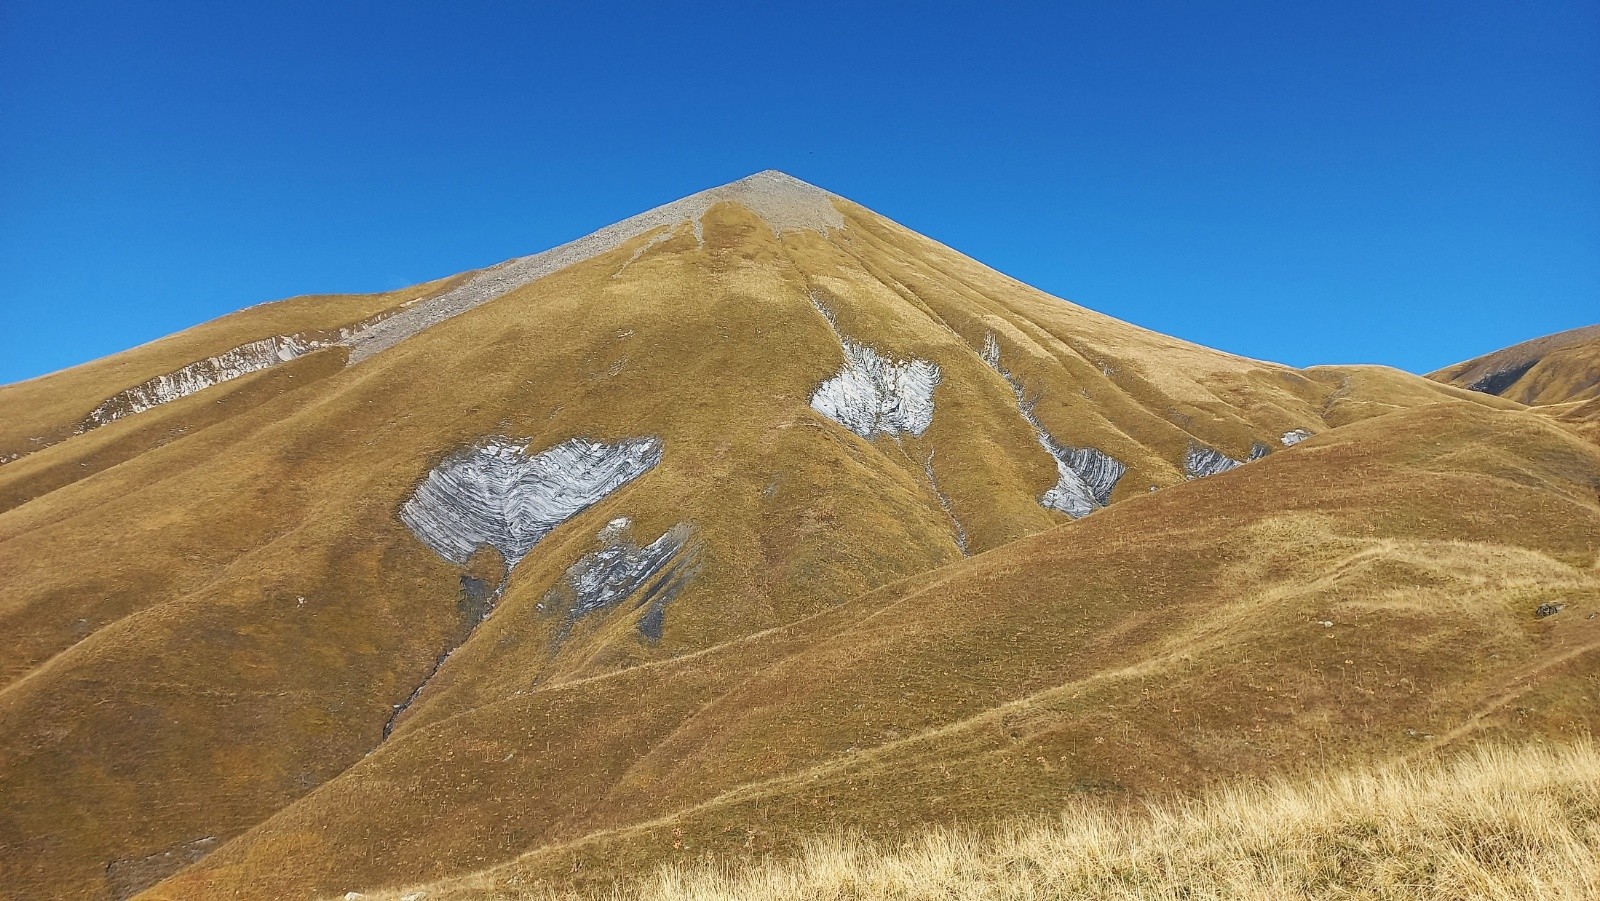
376, 741, 1600, 901
0, 172, 1588, 901
146, 398, 1600, 900
1430, 323, 1600, 406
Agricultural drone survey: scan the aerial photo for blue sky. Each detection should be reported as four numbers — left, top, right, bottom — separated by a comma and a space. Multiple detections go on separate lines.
2, 1, 1596, 383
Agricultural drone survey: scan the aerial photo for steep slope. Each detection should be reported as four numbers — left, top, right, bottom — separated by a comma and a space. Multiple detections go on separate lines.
0, 172, 1518, 900
158, 400, 1600, 901
1430, 323, 1600, 406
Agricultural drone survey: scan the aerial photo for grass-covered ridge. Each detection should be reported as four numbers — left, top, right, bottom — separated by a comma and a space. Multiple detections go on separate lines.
409, 740, 1600, 901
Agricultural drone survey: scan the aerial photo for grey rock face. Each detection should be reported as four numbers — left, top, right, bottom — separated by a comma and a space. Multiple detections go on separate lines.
809, 298, 940, 439
541, 517, 699, 644
982, 331, 1125, 518
1466, 359, 1538, 395
1281, 428, 1313, 446
80, 335, 312, 431
400, 436, 663, 568
1058, 444, 1124, 508
347, 171, 843, 363
1248, 442, 1272, 461
1184, 444, 1246, 480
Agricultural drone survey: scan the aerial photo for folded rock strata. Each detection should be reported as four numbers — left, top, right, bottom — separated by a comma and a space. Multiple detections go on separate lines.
399, 436, 663, 569
981, 331, 1124, 518
1185, 443, 1246, 480
540, 517, 699, 643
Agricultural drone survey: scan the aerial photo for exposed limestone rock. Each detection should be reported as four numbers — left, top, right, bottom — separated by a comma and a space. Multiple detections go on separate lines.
1282, 428, 1313, 446
400, 436, 662, 568
1248, 442, 1272, 461
980, 330, 1002, 368
387, 440, 662, 735
809, 297, 940, 438
347, 171, 843, 363
540, 517, 699, 644
1059, 444, 1124, 508
981, 331, 1125, 518
79, 336, 312, 431
1185, 443, 1246, 480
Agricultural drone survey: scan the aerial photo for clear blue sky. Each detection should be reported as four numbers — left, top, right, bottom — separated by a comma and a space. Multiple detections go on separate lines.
2, 2, 1596, 383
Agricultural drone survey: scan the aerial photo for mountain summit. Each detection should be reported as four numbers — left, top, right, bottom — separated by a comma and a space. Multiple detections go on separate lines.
2, 174, 1596, 901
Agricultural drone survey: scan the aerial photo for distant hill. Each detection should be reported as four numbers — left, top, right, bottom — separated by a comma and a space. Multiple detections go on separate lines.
1430, 323, 1600, 405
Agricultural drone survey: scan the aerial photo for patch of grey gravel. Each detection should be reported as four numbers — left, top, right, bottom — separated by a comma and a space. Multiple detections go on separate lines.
347, 171, 844, 363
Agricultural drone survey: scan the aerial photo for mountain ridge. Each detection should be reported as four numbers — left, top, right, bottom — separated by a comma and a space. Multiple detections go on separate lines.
0, 173, 1584, 901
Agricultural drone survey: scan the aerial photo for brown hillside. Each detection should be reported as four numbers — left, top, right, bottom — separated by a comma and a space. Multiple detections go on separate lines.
1430, 322, 1600, 406
0, 172, 1572, 900
149, 400, 1600, 900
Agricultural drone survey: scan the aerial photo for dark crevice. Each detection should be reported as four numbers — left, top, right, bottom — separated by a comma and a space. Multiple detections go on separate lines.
384, 569, 504, 739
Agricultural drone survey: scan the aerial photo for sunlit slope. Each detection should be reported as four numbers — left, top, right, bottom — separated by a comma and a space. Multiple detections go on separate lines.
374, 743, 1600, 901
0, 278, 457, 469
0, 173, 1512, 899
1431, 323, 1600, 406
141, 399, 1600, 901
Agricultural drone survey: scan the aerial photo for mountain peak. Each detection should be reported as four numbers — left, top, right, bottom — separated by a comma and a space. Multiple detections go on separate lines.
345, 172, 845, 361
668, 169, 843, 235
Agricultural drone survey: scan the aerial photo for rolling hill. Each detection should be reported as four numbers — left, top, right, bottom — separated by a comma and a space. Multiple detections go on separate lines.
0, 172, 1593, 901
1431, 323, 1600, 406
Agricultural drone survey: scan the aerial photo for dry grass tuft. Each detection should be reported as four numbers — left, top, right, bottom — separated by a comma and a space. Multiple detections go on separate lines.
485, 741, 1600, 901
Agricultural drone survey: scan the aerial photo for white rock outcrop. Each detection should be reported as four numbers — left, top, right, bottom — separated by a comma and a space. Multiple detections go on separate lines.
1184, 443, 1246, 480
400, 436, 662, 568
80, 335, 311, 431
1281, 428, 1313, 446
809, 298, 940, 439
981, 332, 1125, 518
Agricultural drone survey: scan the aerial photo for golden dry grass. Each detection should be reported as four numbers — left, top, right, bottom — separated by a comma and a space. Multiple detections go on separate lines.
0, 188, 1587, 900
1430, 323, 1600, 406
423, 740, 1600, 901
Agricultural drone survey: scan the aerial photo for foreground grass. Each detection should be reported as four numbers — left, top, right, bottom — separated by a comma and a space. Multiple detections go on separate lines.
413, 741, 1600, 901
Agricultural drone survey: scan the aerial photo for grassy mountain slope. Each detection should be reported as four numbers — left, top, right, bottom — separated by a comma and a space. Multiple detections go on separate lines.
1430, 323, 1600, 406
0, 174, 1561, 900
373, 741, 1600, 901
144, 399, 1600, 900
